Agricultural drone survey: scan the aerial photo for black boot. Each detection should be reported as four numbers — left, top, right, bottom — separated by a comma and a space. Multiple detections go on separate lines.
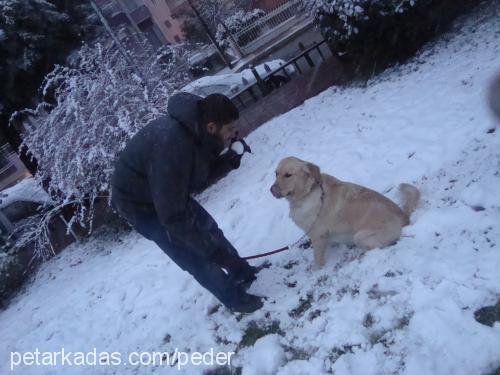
229, 292, 263, 314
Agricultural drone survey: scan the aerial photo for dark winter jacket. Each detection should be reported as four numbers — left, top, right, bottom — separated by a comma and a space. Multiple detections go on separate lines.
111, 92, 240, 255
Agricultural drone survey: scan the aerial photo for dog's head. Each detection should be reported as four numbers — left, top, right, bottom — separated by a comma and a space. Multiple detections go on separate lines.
270, 157, 321, 201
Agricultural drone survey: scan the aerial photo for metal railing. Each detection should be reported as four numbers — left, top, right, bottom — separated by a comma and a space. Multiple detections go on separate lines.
230, 39, 329, 110
232, 1, 301, 49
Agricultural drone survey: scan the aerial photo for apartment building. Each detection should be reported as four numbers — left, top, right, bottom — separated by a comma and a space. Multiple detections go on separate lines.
96, 0, 186, 47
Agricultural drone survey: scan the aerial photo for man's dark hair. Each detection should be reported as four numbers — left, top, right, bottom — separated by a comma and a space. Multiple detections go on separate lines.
198, 94, 239, 127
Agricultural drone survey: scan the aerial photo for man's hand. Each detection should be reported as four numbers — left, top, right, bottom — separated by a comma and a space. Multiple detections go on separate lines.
224, 148, 243, 169
225, 138, 252, 170
207, 138, 251, 185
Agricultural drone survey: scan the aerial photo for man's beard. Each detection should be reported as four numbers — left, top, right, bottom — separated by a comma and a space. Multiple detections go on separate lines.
202, 129, 225, 156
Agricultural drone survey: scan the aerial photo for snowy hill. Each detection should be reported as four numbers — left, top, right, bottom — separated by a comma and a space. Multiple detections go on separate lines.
1, 3, 499, 375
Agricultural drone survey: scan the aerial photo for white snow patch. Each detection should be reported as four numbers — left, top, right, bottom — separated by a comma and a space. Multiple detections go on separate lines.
238, 335, 285, 375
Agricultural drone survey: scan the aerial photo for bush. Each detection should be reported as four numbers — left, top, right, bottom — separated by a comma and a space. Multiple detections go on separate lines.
303, 0, 480, 73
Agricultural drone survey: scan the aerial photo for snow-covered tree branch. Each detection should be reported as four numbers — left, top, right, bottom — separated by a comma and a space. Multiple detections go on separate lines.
14, 40, 191, 258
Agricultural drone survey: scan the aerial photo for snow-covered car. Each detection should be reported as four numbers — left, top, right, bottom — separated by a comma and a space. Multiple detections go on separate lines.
181, 59, 296, 98
0, 178, 52, 242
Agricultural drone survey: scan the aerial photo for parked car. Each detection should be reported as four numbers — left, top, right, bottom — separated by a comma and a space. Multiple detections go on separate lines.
0, 178, 52, 244
181, 59, 296, 98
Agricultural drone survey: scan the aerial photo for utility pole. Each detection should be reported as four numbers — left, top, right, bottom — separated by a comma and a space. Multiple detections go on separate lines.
185, 0, 232, 68
89, 0, 147, 84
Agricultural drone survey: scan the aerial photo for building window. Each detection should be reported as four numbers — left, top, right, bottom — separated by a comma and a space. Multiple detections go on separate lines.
165, 19, 172, 28
174, 35, 181, 43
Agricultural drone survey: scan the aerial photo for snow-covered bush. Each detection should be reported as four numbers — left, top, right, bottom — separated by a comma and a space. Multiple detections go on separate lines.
302, 0, 480, 72
216, 8, 266, 49
14, 41, 190, 258
303, 0, 417, 40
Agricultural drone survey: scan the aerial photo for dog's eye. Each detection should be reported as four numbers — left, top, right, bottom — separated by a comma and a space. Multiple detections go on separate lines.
284, 173, 292, 178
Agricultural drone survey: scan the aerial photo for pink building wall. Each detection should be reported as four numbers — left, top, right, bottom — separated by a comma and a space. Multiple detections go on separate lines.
142, 0, 185, 44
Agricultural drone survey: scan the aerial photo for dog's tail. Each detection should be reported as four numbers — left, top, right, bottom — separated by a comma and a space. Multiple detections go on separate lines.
398, 183, 420, 219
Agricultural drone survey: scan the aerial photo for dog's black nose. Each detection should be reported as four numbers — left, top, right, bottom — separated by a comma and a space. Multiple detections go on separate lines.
270, 184, 282, 198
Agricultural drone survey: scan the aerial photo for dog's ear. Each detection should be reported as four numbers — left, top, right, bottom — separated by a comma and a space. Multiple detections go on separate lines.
303, 162, 321, 183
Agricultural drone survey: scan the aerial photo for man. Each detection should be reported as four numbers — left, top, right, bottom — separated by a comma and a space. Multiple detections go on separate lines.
111, 92, 263, 313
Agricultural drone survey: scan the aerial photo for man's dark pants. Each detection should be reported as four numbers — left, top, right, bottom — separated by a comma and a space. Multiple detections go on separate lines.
113, 198, 250, 309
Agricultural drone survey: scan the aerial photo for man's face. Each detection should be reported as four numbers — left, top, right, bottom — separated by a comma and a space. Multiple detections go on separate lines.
206, 121, 238, 147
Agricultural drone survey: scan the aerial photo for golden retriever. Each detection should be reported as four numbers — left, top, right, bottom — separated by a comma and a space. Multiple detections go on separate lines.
270, 157, 420, 268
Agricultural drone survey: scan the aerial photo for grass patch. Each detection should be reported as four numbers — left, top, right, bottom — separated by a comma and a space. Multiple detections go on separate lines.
308, 309, 322, 321
474, 301, 500, 327
238, 320, 283, 349
283, 345, 311, 361
289, 293, 314, 318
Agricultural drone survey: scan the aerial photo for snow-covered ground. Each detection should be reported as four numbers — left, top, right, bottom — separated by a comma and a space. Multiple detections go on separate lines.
1, 4, 500, 375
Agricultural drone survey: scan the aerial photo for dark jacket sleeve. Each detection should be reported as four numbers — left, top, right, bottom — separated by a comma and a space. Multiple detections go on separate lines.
146, 135, 221, 258
207, 150, 242, 185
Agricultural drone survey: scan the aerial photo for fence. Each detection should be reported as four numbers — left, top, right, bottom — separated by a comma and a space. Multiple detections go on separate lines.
230, 39, 329, 110
231, 0, 304, 55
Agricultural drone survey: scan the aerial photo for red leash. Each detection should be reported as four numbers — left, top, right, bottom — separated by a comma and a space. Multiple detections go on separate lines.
243, 245, 290, 260
243, 183, 324, 261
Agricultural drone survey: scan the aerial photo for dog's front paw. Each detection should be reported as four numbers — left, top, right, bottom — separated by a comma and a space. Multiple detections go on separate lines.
299, 239, 312, 250
311, 262, 325, 271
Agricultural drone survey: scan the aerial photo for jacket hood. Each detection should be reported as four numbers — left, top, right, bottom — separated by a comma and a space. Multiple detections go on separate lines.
167, 92, 224, 156
167, 92, 203, 139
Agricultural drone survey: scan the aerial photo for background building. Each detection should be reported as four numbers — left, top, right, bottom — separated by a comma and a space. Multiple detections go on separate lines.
96, 0, 185, 47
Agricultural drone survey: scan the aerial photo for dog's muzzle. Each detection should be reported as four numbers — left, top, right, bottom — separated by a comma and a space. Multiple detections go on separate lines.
270, 184, 283, 199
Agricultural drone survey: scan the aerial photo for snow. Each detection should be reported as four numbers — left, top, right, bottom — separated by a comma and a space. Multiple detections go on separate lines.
1, 4, 500, 375
239, 335, 285, 375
